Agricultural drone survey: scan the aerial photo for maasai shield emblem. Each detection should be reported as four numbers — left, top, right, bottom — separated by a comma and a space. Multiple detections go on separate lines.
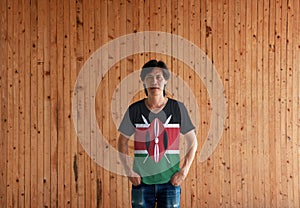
134, 115, 180, 164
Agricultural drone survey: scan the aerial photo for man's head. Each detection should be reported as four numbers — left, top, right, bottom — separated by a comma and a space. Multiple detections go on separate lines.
140, 60, 170, 96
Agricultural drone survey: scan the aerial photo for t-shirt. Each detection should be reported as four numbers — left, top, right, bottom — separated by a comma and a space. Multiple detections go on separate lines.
118, 98, 195, 184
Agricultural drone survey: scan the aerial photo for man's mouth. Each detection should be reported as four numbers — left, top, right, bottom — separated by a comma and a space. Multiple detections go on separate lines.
149, 87, 160, 90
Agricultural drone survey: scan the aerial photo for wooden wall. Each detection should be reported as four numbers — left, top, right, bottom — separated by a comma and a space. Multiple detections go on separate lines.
0, 0, 299, 207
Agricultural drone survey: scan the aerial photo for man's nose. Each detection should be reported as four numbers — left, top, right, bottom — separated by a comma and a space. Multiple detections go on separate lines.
152, 78, 158, 84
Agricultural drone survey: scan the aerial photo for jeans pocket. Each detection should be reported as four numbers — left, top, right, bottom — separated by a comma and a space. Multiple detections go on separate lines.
169, 181, 180, 188
132, 183, 142, 189
132, 186, 143, 208
157, 182, 181, 207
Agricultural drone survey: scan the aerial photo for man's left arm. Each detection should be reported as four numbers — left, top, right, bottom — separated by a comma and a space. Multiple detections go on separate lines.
170, 130, 198, 186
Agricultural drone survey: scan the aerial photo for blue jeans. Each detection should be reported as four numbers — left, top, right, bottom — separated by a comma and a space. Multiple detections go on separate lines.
131, 182, 181, 208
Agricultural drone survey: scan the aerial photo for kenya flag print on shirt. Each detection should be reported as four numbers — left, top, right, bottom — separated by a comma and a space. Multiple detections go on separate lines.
118, 98, 195, 184
134, 116, 180, 164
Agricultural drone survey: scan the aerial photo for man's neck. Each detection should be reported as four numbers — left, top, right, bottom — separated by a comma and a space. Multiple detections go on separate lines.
145, 96, 167, 112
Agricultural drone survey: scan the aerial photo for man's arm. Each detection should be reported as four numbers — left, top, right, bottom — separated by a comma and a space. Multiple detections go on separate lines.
170, 130, 198, 186
118, 134, 141, 186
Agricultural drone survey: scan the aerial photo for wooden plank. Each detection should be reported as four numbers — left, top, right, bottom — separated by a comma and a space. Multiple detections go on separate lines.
137, 0, 145, 103
171, 0, 178, 100
214, 0, 225, 204
41, 0, 51, 207
233, 0, 243, 206
81, 0, 91, 207
99, 0, 110, 207
89, 50, 98, 207
69, 0, 79, 207
90, 1, 102, 207
227, 0, 237, 207
126, 0, 136, 204
291, 1, 300, 207
82, 57, 91, 208
240, 0, 247, 205
108, 38, 119, 208
12, 0, 21, 206
23, 0, 32, 207
107, 0, 117, 207
49, 0, 58, 206
183, 0, 192, 206
204, 2, 214, 188
83, 0, 93, 207
274, 0, 283, 206
238, 0, 248, 206
143, 0, 150, 60
198, 0, 208, 206
6, 1, 16, 207
6, 0, 14, 206
0, 0, 7, 205
101, 50, 110, 208
245, 0, 253, 207
30, 0, 38, 206
56, 0, 65, 205
153, 0, 160, 60
17, 0, 26, 206
88, 0, 98, 206
132, 0, 141, 202
94, 58, 104, 208
76, 0, 86, 204
193, 0, 201, 205
286, 1, 295, 207
251, 0, 260, 206
129, 0, 142, 200
181, 0, 189, 206
74, 0, 86, 207
238, 1, 247, 206
69, 0, 80, 207
192, 1, 203, 206
94, 0, 107, 207
112, 0, 123, 207
37, 0, 45, 207
257, 0, 265, 206
220, 0, 231, 207
163, 0, 172, 76
92, 5, 101, 208
267, 0, 277, 206
177, 0, 185, 205
187, 0, 197, 207
118, 0, 129, 206
279, 0, 289, 207
149, 0, 159, 60
262, 0, 271, 206
63, 0, 72, 206
14, 0, 22, 206
157, 0, 169, 64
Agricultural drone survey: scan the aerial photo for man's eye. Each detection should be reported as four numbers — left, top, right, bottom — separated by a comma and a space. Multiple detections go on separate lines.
146, 76, 154, 80
156, 76, 163, 80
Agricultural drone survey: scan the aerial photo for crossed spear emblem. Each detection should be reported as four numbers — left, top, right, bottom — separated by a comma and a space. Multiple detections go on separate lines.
142, 115, 172, 164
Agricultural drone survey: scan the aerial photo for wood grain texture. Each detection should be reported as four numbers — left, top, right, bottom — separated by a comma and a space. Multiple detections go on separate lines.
0, 0, 299, 207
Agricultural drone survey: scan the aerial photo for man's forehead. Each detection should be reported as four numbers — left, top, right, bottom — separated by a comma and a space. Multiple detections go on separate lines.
145, 67, 164, 75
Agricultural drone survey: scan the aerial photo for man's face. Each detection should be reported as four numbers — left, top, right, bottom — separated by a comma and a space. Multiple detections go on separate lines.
143, 67, 167, 96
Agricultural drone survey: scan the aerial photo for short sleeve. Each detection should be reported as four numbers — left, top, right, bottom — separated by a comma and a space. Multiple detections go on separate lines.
178, 102, 195, 134
118, 108, 135, 137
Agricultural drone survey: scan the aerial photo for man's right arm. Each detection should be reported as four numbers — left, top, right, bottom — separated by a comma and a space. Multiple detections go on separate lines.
118, 134, 141, 186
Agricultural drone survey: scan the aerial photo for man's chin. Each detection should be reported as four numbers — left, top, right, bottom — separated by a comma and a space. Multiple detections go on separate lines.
148, 87, 161, 90
147, 88, 163, 95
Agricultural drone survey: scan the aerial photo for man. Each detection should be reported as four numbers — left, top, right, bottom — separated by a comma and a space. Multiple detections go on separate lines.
118, 59, 198, 208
